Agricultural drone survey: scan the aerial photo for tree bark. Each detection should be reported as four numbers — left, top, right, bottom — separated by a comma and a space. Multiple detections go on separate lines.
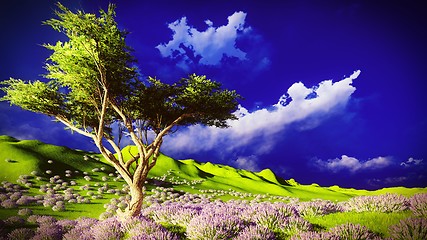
126, 182, 145, 217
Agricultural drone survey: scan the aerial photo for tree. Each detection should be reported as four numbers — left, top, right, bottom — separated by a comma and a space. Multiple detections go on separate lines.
1, 3, 241, 217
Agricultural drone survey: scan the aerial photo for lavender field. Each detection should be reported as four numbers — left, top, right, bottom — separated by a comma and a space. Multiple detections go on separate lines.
1, 173, 427, 239
1, 137, 426, 239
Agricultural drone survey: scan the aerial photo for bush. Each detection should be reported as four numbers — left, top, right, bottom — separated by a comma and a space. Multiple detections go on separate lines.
235, 224, 276, 240
186, 211, 245, 240
63, 218, 98, 240
329, 223, 381, 240
56, 219, 78, 234
32, 223, 63, 240
389, 217, 427, 240
18, 208, 33, 216
122, 216, 179, 240
291, 231, 340, 240
343, 194, 409, 213
1, 199, 17, 208
7, 228, 35, 240
409, 193, 427, 217
90, 217, 124, 240
4, 216, 25, 226
297, 200, 342, 217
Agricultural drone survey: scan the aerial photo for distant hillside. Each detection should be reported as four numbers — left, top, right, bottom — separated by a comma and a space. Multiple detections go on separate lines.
1, 135, 426, 201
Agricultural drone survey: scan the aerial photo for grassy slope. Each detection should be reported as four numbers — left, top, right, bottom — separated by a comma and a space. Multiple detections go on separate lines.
1, 135, 426, 202
0, 135, 115, 182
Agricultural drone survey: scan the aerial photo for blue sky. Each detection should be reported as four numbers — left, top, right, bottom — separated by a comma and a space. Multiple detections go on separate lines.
1, 0, 426, 190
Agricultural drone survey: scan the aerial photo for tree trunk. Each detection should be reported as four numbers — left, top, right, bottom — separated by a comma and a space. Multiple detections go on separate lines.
125, 183, 144, 217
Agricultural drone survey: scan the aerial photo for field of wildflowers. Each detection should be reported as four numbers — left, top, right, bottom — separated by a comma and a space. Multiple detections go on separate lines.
1, 166, 427, 240
1, 137, 426, 239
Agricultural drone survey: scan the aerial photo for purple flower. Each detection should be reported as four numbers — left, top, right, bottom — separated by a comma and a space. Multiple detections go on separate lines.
1, 199, 17, 208
129, 230, 180, 240
16, 195, 35, 205
235, 224, 276, 240
90, 217, 124, 240
4, 216, 25, 226
343, 193, 409, 213
7, 228, 35, 240
290, 231, 340, 240
186, 211, 245, 240
63, 218, 98, 240
249, 204, 288, 231
144, 202, 201, 227
297, 200, 342, 217
57, 219, 78, 234
280, 216, 313, 236
32, 223, 63, 240
18, 208, 33, 216
389, 217, 427, 240
329, 223, 381, 240
409, 193, 427, 217
35, 215, 57, 225
123, 216, 179, 240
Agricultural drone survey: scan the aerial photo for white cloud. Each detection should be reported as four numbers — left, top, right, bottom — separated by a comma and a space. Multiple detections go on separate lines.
156, 11, 250, 67
400, 157, 424, 167
315, 155, 392, 173
235, 155, 260, 172
162, 70, 361, 155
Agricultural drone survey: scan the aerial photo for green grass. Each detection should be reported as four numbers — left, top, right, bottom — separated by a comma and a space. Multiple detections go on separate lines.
2, 135, 427, 203
1, 134, 427, 230
306, 211, 413, 238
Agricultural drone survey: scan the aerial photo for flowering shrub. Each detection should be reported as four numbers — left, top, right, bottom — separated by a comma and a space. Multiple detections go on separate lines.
32, 223, 63, 240
329, 223, 381, 240
4, 216, 25, 226
186, 211, 245, 240
123, 216, 179, 240
280, 216, 313, 237
56, 219, 78, 234
18, 208, 33, 216
251, 203, 288, 231
235, 224, 276, 240
90, 217, 124, 240
34, 215, 57, 225
297, 200, 342, 217
1, 199, 17, 208
63, 217, 98, 240
388, 217, 427, 240
290, 231, 340, 240
144, 202, 202, 227
7, 228, 35, 240
16, 196, 35, 205
409, 193, 427, 217
343, 193, 409, 213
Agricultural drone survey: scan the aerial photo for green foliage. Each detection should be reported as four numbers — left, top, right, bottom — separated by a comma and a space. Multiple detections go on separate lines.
0, 79, 63, 115
0, 2, 240, 142
0, 4, 241, 216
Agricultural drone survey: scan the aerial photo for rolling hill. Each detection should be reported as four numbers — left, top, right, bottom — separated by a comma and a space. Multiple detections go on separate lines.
1, 135, 426, 203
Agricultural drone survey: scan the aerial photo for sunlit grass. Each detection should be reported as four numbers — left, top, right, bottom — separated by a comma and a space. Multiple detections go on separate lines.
1, 135, 427, 239
306, 211, 413, 238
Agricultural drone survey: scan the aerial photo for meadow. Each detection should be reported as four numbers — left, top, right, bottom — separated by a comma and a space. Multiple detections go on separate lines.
0, 135, 426, 239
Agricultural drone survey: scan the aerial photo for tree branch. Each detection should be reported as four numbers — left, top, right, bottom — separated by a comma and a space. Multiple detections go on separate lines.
110, 101, 148, 158
55, 116, 94, 138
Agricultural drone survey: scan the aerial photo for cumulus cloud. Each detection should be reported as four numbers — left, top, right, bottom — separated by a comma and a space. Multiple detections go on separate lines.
400, 157, 423, 167
315, 155, 392, 173
162, 70, 361, 156
156, 11, 250, 67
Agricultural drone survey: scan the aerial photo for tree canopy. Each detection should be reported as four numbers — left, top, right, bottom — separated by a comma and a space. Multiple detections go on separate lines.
1, 3, 241, 217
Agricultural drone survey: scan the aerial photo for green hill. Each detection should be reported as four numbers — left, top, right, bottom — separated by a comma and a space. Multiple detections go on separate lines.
1, 135, 426, 202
